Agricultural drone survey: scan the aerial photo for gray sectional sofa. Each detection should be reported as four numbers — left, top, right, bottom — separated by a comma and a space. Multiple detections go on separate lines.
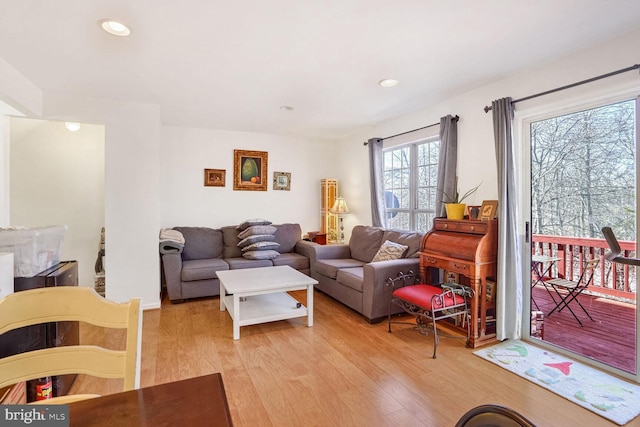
300, 225, 425, 323
161, 223, 310, 302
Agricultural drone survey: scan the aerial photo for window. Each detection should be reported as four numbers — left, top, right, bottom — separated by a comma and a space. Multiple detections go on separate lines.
530, 99, 636, 239
383, 137, 439, 232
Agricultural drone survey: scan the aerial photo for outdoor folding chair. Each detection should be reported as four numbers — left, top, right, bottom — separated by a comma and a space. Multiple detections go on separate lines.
387, 271, 474, 358
602, 227, 640, 266
545, 258, 600, 326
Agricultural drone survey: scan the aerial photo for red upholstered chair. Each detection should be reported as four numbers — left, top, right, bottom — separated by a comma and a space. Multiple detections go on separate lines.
387, 272, 474, 358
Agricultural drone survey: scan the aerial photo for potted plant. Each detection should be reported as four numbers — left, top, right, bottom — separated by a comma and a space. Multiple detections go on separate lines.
441, 180, 481, 220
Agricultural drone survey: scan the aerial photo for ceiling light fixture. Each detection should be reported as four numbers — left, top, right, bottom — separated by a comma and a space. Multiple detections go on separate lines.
378, 78, 399, 88
99, 19, 131, 37
280, 106, 294, 111
65, 122, 81, 132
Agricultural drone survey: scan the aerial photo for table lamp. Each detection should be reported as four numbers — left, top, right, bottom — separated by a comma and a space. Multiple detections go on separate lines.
329, 197, 350, 243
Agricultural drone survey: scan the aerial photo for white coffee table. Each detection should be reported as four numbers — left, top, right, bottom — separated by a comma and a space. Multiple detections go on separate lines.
217, 265, 317, 340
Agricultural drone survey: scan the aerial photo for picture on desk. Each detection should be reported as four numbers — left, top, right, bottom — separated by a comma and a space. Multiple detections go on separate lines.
480, 200, 498, 220
467, 205, 481, 220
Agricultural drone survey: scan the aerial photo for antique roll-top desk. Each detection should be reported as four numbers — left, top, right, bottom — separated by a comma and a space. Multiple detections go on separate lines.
420, 218, 498, 348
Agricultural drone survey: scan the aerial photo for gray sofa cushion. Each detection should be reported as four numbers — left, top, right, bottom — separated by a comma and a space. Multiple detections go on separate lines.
237, 218, 272, 230
241, 242, 280, 252
315, 258, 366, 279
221, 226, 243, 258
238, 225, 277, 239
181, 258, 229, 281
174, 227, 223, 261
237, 234, 274, 248
349, 225, 385, 262
336, 267, 364, 292
273, 223, 302, 253
272, 252, 310, 270
381, 229, 424, 258
242, 249, 280, 260
226, 257, 273, 269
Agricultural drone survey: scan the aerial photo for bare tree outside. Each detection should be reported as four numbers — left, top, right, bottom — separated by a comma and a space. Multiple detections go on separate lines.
531, 99, 636, 240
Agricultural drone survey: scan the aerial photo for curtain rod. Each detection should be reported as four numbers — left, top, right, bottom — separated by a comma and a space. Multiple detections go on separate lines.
483, 64, 640, 113
363, 115, 459, 145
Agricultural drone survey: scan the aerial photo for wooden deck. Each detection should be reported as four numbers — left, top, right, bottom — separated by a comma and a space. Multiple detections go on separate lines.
531, 284, 636, 373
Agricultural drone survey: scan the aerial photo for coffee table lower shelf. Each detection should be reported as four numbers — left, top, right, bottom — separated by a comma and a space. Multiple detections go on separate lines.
223, 292, 308, 328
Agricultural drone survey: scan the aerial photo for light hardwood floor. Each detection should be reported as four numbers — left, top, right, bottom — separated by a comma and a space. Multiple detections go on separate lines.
70, 289, 639, 427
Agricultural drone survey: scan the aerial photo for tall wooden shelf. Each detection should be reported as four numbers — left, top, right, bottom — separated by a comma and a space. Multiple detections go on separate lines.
419, 218, 498, 348
320, 179, 339, 243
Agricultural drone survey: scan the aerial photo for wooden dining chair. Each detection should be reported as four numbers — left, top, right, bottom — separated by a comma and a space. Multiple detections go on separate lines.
0, 286, 141, 404
545, 258, 600, 326
455, 404, 536, 427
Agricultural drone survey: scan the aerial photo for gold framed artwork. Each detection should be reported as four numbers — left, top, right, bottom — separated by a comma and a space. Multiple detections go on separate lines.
480, 200, 498, 220
273, 171, 291, 191
204, 169, 225, 187
233, 149, 268, 191
467, 205, 481, 220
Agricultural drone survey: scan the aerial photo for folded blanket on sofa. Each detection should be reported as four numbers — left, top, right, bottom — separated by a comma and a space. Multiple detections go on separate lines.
159, 228, 185, 244
159, 241, 184, 254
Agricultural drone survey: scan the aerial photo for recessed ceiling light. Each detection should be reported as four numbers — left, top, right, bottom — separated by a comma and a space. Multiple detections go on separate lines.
99, 19, 131, 37
65, 122, 81, 132
280, 106, 294, 111
378, 78, 399, 88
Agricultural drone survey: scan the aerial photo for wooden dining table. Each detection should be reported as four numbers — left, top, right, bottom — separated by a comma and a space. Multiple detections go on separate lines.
68, 373, 233, 426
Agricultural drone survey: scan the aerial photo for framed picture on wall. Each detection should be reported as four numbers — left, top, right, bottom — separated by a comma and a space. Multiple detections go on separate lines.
273, 171, 291, 191
233, 149, 268, 191
204, 169, 225, 187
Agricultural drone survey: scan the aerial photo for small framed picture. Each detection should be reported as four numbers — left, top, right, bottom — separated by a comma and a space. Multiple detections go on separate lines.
486, 279, 496, 302
480, 200, 498, 220
273, 171, 291, 191
204, 169, 225, 187
467, 205, 481, 220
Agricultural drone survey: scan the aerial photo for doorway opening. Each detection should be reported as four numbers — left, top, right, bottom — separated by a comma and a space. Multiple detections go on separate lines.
528, 97, 638, 374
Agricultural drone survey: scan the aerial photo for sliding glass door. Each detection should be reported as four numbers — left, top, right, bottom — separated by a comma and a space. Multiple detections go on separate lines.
526, 96, 638, 377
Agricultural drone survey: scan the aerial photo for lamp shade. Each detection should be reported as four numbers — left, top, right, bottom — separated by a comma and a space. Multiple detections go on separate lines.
330, 197, 350, 214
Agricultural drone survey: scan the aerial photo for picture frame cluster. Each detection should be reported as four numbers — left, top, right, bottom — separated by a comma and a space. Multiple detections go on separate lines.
204, 149, 291, 192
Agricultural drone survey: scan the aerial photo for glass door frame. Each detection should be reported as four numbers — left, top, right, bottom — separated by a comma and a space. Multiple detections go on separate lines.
516, 91, 640, 382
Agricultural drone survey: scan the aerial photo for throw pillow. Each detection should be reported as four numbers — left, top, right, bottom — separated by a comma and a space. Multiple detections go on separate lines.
237, 225, 277, 239
241, 241, 280, 252
371, 240, 408, 262
242, 250, 280, 260
237, 234, 275, 248
237, 219, 273, 231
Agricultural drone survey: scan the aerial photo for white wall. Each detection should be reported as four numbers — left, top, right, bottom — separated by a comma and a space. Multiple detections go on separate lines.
160, 126, 336, 233
9, 117, 105, 289
41, 93, 162, 309
335, 28, 640, 239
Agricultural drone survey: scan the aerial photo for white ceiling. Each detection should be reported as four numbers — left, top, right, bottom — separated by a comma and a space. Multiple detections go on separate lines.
1, 0, 639, 140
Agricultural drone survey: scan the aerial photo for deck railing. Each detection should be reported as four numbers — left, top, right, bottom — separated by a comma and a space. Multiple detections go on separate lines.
532, 234, 637, 301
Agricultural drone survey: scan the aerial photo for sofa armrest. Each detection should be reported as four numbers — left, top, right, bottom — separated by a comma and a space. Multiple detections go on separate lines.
361, 258, 421, 322
312, 243, 351, 260
161, 253, 183, 301
295, 240, 318, 274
